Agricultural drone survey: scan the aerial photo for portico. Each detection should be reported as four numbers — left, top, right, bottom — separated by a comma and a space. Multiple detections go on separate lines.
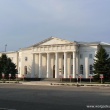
34, 51, 77, 78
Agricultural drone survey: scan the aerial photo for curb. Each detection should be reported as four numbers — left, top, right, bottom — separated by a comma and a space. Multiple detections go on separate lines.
50, 83, 110, 87
0, 81, 19, 84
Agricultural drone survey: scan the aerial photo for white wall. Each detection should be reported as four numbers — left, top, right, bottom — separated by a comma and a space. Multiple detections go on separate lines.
18, 49, 34, 78
79, 45, 97, 78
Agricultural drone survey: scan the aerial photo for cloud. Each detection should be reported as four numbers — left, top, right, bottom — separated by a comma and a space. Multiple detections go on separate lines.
0, 0, 110, 51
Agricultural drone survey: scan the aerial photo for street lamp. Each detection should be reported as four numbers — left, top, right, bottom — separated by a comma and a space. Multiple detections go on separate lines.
5, 44, 7, 52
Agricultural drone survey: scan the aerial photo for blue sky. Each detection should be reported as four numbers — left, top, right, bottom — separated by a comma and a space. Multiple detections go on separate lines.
0, 0, 110, 51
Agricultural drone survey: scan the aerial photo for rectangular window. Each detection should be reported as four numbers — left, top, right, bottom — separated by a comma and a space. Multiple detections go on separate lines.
80, 65, 83, 74
89, 54, 93, 59
62, 65, 64, 74
80, 54, 83, 59
25, 57, 28, 61
71, 55, 73, 59
24, 66, 27, 74
71, 65, 73, 74
63, 55, 64, 59
89, 65, 93, 74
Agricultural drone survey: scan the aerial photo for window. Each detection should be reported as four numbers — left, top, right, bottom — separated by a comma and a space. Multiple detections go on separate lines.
80, 54, 83, 59
71, 55, 73, 59
24, 66, 27, 74
80, 65, 83, 74
71, 65, 73, 74
25, 57, 28, 61
62, 65, 64, 74
89, 54, 93, 59
62, 55, 64, 59
89, 65, 93, 74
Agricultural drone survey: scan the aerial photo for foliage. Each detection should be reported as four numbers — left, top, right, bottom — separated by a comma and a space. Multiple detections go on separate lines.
93, 45, 110, 82
0, 54, 18, 79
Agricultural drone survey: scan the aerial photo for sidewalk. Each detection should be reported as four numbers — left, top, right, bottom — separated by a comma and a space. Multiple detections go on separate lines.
51, 82, 110, 87
20, 81, 52, 86
20, 81, 110, 87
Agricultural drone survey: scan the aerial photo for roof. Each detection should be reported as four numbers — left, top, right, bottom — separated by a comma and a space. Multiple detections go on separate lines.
78, 41, 110, 46
32, 36, 74, 47
100, 42, 110, 45
18, 37, 110, 50
78, 41, 101, 45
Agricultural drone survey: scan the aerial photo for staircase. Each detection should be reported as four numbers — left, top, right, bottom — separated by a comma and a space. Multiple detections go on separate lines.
41, 78, 60, 82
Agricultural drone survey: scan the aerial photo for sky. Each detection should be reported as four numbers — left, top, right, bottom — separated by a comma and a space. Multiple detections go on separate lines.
0, 0, 110, 51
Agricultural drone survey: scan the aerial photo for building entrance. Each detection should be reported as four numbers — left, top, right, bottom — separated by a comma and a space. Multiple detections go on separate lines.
53, 65, 55, 78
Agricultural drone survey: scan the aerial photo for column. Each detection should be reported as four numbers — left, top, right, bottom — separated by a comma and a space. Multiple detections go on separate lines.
73, 51, 76, 78
47, 53, 50, 78
76, 51, 79, 75
55, 52, 58, 78
39, 53, 42, 78
64, 52, 67, 78
31, 53, 35, 78
85, 57, 88, 78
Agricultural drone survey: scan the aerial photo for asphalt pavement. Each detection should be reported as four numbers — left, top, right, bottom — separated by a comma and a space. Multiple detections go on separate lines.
0, 84, 110, 110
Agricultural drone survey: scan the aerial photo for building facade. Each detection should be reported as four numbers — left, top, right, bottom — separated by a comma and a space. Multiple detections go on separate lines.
1, 37, 110, 79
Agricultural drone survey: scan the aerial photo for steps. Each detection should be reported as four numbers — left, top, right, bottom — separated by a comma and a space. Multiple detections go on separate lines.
41, 78, 60, 82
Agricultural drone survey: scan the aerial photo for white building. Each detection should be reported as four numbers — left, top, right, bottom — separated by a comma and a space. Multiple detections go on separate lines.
1, 37, 110, 79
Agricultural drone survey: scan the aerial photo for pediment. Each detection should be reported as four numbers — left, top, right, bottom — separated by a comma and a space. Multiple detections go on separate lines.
33, 37, 74, 47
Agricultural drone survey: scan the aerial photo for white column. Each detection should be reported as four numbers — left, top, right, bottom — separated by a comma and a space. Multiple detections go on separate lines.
76, 51, 79, 75
64, 52, 67, 78
31, 53, 35, 78
85, 57, 88, 78
55, 52, 58, 78
73, 51, 76, 78
47, 53, 50, 78
39, 53, 42, 78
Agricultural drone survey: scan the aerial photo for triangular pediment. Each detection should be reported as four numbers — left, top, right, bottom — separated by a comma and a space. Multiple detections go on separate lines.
33, 37, 74, 47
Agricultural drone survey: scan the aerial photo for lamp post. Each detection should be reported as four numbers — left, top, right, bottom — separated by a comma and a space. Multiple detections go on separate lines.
5, 44, 7, 52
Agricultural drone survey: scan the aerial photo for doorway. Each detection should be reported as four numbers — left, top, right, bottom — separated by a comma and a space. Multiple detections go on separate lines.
53, 65, 55, 78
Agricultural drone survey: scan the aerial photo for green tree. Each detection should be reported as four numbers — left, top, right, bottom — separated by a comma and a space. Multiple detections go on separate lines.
93, 45, 110, 82
0, 54, 17, 79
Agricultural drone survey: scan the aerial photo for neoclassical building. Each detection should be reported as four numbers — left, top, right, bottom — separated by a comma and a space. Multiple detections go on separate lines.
1, 37, 110, 79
